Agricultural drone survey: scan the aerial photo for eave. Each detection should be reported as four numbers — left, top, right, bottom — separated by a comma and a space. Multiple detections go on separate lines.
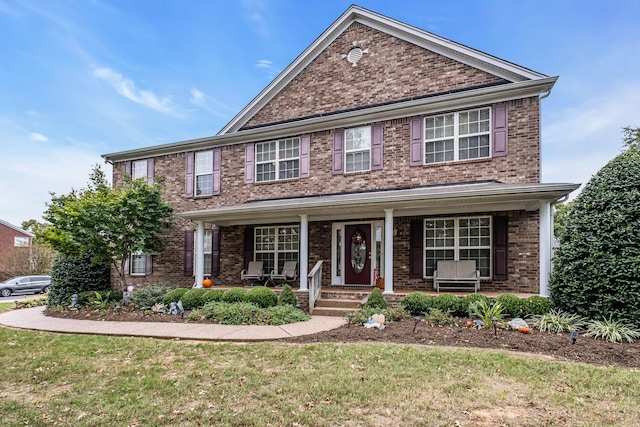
177, 182, 580, 227
103, 76, 557, 163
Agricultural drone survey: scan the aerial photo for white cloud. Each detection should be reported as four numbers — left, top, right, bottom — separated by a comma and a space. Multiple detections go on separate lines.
241, 0, 271, 37
189, 88, 236, 119
29, 132, 48, 142
93, 66, 178, 115
256, 59, 280, 78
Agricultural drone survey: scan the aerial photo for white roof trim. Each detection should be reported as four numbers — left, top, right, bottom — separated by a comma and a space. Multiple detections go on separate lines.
178, 182, 579, 226
219, 5, 548, 135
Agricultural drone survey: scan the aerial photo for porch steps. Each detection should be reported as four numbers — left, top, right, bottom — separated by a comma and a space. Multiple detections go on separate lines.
311, 289, 370, 317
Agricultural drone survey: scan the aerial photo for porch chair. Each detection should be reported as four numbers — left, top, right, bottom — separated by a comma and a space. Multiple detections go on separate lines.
268, 261, 298, 287
241, 261, 265, 287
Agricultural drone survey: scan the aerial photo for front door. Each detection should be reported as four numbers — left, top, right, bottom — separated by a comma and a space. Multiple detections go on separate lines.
344, 224, 371, 286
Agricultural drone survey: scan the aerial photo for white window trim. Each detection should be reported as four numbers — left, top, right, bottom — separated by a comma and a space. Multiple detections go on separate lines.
14, 236, 29, 247
344, 126, 371, 173
423, 216, 492, 279
195, 150, 213, 196
424, 107, 491, 164
255, 137, 300, 182
130, 252, 146, 276
132, 159, 148, 180
254, 225, 299, 273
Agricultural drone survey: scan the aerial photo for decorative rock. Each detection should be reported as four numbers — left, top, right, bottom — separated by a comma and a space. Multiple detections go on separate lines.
473, 319, 484, 329
508, 318, 529, 330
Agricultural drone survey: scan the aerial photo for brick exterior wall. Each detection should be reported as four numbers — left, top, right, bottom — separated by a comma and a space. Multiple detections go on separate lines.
243, 22, 507, 129
0, 223, 31, 273
110, 23, 545, 295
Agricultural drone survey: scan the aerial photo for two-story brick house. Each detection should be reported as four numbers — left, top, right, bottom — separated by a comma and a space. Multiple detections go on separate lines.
0, 219, 33, 278
103, 6, 578, 305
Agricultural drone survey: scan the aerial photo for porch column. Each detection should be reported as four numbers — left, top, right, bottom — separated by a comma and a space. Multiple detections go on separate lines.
539, 201, 552, 296
194, 220, 205, 288
384, 209, 394, 294
299, 214, 309, 291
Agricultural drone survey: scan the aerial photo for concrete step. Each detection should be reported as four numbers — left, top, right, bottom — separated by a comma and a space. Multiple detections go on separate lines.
314, 298, 361, 309
311, 306, 354, 317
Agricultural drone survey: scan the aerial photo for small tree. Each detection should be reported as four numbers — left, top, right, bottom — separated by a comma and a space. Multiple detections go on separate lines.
38, 165, 174, 291
550, 128, 640, 321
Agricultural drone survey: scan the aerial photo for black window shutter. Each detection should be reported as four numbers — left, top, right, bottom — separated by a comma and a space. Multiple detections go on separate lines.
211, 227, 221, 277
244, 226, 254, 269
493, 217, 508, 280
409, 220, 424, 279
184, 231, 194, 276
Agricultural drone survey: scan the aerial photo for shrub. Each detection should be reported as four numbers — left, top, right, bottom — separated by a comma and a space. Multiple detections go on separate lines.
131, 282, 176, 308
468, 300, 504, 328
527, 309, 585, 333
246, 286, 278, 308
549, 143, 640, 321
495, 294, 524, 318
200, 301, 259, 325
278, 284, 298, 307
400, 292, 433, 316
202, 289, 225, 304
364, 287, 388, 310
432, 294, 463, 317
255, 305, 310, 325
75, 290, 123, 307
221, 288, 248, 304
425, 308, 458, 326
348, 306, 406, 325
162, 288, 189, 305
460, 293, 491, 317
523, 295, 554, 316
180, 288, 209, 310
15, 296, 48, 308
48, 253, 111, 307
585, 316, 640, 343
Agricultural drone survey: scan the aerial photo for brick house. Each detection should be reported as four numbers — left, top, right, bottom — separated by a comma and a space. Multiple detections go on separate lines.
0, 219, 33, 275
103, 6, 578, 304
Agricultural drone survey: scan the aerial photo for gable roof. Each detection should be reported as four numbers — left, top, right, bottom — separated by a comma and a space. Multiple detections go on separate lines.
219, 5, 549, 135
0, 219, 34, 237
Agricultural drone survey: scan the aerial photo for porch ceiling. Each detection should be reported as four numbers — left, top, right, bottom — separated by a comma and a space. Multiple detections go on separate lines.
178, 182, 579, 226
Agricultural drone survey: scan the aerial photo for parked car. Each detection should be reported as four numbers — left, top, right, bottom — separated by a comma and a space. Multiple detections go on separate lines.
0, 275, 51, 297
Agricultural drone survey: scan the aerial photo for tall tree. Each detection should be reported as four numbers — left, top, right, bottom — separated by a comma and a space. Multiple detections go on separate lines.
38, 165, 175, 290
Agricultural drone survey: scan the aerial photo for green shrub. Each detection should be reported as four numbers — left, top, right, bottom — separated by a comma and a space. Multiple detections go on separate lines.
495, 294, 524, 318
400, 292, 433, 316
347, 306, 406, 325
425, 308, 458, 326
131, 282, 176, 308
200, 301, 259, 324
161, 288, 189, 305
15, 296, 48, 308
246, 286, 278, 308
75, 290, 123, 307
460, 293, 491, 317
549, 143, 640, 321
202, 288, 225, 304
523, 295, 554, 316
180, 288, 209, 310
432, 294, 463, 317
254, 305, 310, 325
221, 288, 248, 304
278, 284, 298, 307
364, 287, 388, 310
468, 300, 505, 328
48, 253, 111, 307
527, 309, 585, 333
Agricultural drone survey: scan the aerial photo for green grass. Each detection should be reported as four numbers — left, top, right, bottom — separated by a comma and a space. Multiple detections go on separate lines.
1, 327, 639, 426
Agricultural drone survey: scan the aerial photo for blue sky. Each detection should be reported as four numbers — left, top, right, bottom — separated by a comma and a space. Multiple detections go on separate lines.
1, 0, 639, 227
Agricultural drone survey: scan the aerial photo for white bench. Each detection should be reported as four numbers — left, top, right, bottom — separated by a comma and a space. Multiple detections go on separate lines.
433, 260, 480, 292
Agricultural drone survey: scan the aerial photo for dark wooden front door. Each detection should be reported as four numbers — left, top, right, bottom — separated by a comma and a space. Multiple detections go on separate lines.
344, 224, 371, 286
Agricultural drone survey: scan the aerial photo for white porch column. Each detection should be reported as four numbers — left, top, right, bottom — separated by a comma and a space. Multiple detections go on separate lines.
194, 220, 205, 288
299, 214, 309, 291
384, 209, 394, 294
539, 201, 552, 296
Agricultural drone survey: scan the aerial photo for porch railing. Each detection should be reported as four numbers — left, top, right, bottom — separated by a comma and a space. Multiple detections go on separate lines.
308, 260, 323, 314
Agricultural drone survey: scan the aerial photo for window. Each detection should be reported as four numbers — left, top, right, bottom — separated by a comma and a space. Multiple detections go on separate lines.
203, 230, 212, 276
255, 138, 300, 182
130, 253, 146, 275
424, 216, 491, 278
132, 159, 148, 180
345, 126, 371, 172
195, 151, 213, 196
424, 108, 490, 164
254, 226, 299, 275
14, 236, 29, 247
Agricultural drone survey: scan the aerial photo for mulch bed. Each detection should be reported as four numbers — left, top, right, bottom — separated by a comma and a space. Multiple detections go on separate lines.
44, 307, 640, 369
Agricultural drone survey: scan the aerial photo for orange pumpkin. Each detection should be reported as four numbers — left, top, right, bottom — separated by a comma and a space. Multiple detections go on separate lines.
466, 321, 473, 328
202, 278, 213, 288
518, 326, 531, 334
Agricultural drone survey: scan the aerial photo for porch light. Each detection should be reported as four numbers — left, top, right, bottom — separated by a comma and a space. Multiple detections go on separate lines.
413, 316, 421, 333
347, 312, 354, 328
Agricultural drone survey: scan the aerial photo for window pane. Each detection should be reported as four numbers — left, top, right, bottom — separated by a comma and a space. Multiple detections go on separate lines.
279, 159, 299, 180
256, 163, 276, 182
346, 151, 370, 172
131, 255, 145, 275
132, 160, 147, 180
255, 226, 299, 277
196, 175, 213, 196
195, 151, 213, 174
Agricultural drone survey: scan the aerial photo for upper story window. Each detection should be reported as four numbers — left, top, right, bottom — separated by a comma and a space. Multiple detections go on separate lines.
424, 108, 491, 164
14, 236, 29, 247
131, 159, 148, 180
195, 151, 213, 196
255, 137, 300, 182
345, 126, 371, 172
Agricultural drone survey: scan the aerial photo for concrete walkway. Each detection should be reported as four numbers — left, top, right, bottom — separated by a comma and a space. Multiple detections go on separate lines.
0, 306, 346, 342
